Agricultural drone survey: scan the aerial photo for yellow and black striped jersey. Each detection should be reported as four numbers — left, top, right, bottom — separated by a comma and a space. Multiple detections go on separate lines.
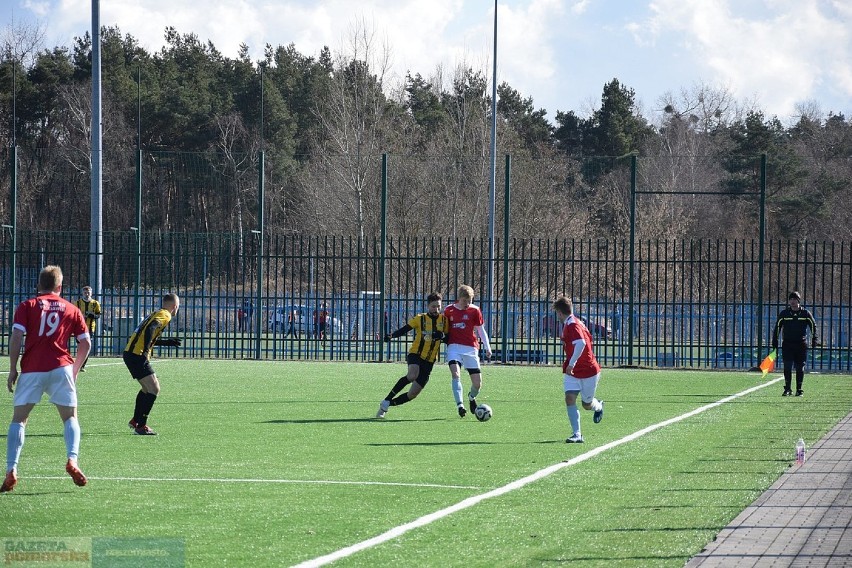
406, 313, 448, 363
124, 308, 173, 358
75, 298, 102, 333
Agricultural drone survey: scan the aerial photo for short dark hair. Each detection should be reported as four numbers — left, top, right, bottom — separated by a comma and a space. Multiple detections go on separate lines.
552, 296, 573, 315
789, 291, 801, 301
427, 292, 442, 303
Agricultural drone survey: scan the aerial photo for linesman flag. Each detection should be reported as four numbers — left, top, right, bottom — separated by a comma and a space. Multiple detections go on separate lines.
759, 350, 777, 378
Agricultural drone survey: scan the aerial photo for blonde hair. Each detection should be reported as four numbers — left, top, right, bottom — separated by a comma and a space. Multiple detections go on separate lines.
457, 285, 474, 300
38, 265, 63, 292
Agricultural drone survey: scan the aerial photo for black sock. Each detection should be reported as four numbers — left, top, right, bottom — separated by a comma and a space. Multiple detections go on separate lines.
138, 393, 158, 426
390, 393, 411, 407
385, 376, 409, 401
133, 390, 146, 422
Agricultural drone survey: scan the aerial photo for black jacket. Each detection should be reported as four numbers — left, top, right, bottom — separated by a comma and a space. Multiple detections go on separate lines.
772, 308, 817, 347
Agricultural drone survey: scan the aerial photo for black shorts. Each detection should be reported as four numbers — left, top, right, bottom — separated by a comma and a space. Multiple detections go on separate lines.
123, 352, 155, 380
406, 353, 435, 387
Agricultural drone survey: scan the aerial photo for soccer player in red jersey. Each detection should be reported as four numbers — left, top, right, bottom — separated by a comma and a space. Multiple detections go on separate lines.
2, 265, 91, 492
444, 285, 492, 417
553, 296, 604, 444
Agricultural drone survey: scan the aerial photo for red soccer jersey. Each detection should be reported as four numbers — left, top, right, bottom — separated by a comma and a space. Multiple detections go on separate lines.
560, 315, 601, 378
13, 293, 89, 373
444, 303, 484, 347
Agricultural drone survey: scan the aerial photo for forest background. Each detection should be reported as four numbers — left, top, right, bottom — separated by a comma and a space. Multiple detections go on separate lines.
0, 21, 850, 243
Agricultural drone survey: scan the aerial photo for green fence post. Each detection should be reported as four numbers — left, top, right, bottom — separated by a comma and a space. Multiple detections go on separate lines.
757, 154, 767, 355
627, 154, 637, 366
379, 153, 388, 362
500, 154, 511, 363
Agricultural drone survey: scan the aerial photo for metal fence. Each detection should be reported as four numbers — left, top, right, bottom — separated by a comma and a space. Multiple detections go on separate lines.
0, 230, 849, 371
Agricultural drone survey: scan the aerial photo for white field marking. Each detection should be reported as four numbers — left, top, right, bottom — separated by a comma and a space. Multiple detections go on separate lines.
24, 476, 479, 490
293, 375, 786, 568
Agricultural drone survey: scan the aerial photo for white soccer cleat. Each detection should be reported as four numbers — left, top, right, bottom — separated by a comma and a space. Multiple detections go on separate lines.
376, 400, 390, 418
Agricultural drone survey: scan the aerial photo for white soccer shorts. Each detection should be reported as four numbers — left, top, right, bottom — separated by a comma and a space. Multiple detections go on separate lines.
563, 372, 601, 404
446, 343, 480, 370
13, 365, 78, 407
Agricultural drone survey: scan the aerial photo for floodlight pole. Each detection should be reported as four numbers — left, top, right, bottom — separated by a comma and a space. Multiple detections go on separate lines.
90, 0, 103, 295
486, 0, 498, 337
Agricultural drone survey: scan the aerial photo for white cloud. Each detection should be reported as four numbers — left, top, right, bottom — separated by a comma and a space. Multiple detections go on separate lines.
22, 1, 51, 18
5, 0, 849, 121
640, 0, 852, 118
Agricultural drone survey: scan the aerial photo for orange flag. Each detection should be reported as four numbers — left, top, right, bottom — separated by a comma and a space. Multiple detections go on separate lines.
759, 350, 777, 377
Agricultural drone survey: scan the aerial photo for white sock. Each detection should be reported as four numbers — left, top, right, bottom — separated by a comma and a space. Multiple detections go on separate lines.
567, 405, 580, 436
63, 417, 81, 462
590, 398, 602, 412
451, 378, 463, 405
6, 422, 25, 472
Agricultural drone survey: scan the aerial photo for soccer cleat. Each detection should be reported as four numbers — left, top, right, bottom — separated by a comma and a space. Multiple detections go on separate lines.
593, 400, 605, 424
133, 425, 158, 436
782, 389, 793, 397
795, 390, 804, 397
376, 400, 389, 419
566, 433, 584, 444
457, 405, 467, 418
79, 368, 87, 372
65, 460, 87, 487
468, 397, 478, 413
128, 419, 138, 430
0, 469, 18, 493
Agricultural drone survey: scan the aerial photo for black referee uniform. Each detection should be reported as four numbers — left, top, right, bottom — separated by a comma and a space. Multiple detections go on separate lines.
771, 293, 818, 396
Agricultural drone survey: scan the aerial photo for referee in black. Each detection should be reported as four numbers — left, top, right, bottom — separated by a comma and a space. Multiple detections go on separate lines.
771, 291, 818, 397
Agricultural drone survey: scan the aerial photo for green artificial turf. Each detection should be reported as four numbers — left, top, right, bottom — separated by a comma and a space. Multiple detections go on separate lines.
1, 360, 849, 567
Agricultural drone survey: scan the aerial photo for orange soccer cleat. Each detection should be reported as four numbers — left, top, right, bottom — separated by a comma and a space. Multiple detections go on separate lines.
65, 460, 87, 487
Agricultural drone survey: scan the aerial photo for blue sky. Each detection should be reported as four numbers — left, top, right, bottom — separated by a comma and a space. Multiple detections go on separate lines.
3, 0, 850, 125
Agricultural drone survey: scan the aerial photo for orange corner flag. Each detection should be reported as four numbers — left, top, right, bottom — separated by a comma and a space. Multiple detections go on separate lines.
759, 350, 777, 377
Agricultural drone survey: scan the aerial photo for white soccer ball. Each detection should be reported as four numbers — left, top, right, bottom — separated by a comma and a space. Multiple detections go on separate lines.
474, 404, 492, 422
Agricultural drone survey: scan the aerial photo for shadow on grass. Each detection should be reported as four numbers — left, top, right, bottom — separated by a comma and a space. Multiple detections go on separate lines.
365, 441, 498, 446
538, 554, 689, 563
261, 417, 445, 424
262, 418, 378, 424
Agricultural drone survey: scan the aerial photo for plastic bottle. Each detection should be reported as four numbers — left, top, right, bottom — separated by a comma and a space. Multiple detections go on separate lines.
796, 438, 806, 465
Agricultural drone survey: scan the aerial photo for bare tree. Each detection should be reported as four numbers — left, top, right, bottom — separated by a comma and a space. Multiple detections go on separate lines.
303, 19, 395, 242
1, 19, 46, 69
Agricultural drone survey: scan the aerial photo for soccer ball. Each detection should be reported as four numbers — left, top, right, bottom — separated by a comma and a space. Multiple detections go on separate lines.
474, 404, 492, 422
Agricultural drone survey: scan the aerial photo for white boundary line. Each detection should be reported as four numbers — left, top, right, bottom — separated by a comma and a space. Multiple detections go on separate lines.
293, 376, 785, 568
25, 476, 478, 490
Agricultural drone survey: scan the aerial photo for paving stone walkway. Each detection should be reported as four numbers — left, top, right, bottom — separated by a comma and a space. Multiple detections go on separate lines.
686, 411, 852, 567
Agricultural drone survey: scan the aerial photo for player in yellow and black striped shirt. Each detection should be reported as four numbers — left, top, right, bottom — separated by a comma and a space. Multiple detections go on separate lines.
376, 293, 448, 418
74, 286, 101, 371
123, 293, 181, 435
